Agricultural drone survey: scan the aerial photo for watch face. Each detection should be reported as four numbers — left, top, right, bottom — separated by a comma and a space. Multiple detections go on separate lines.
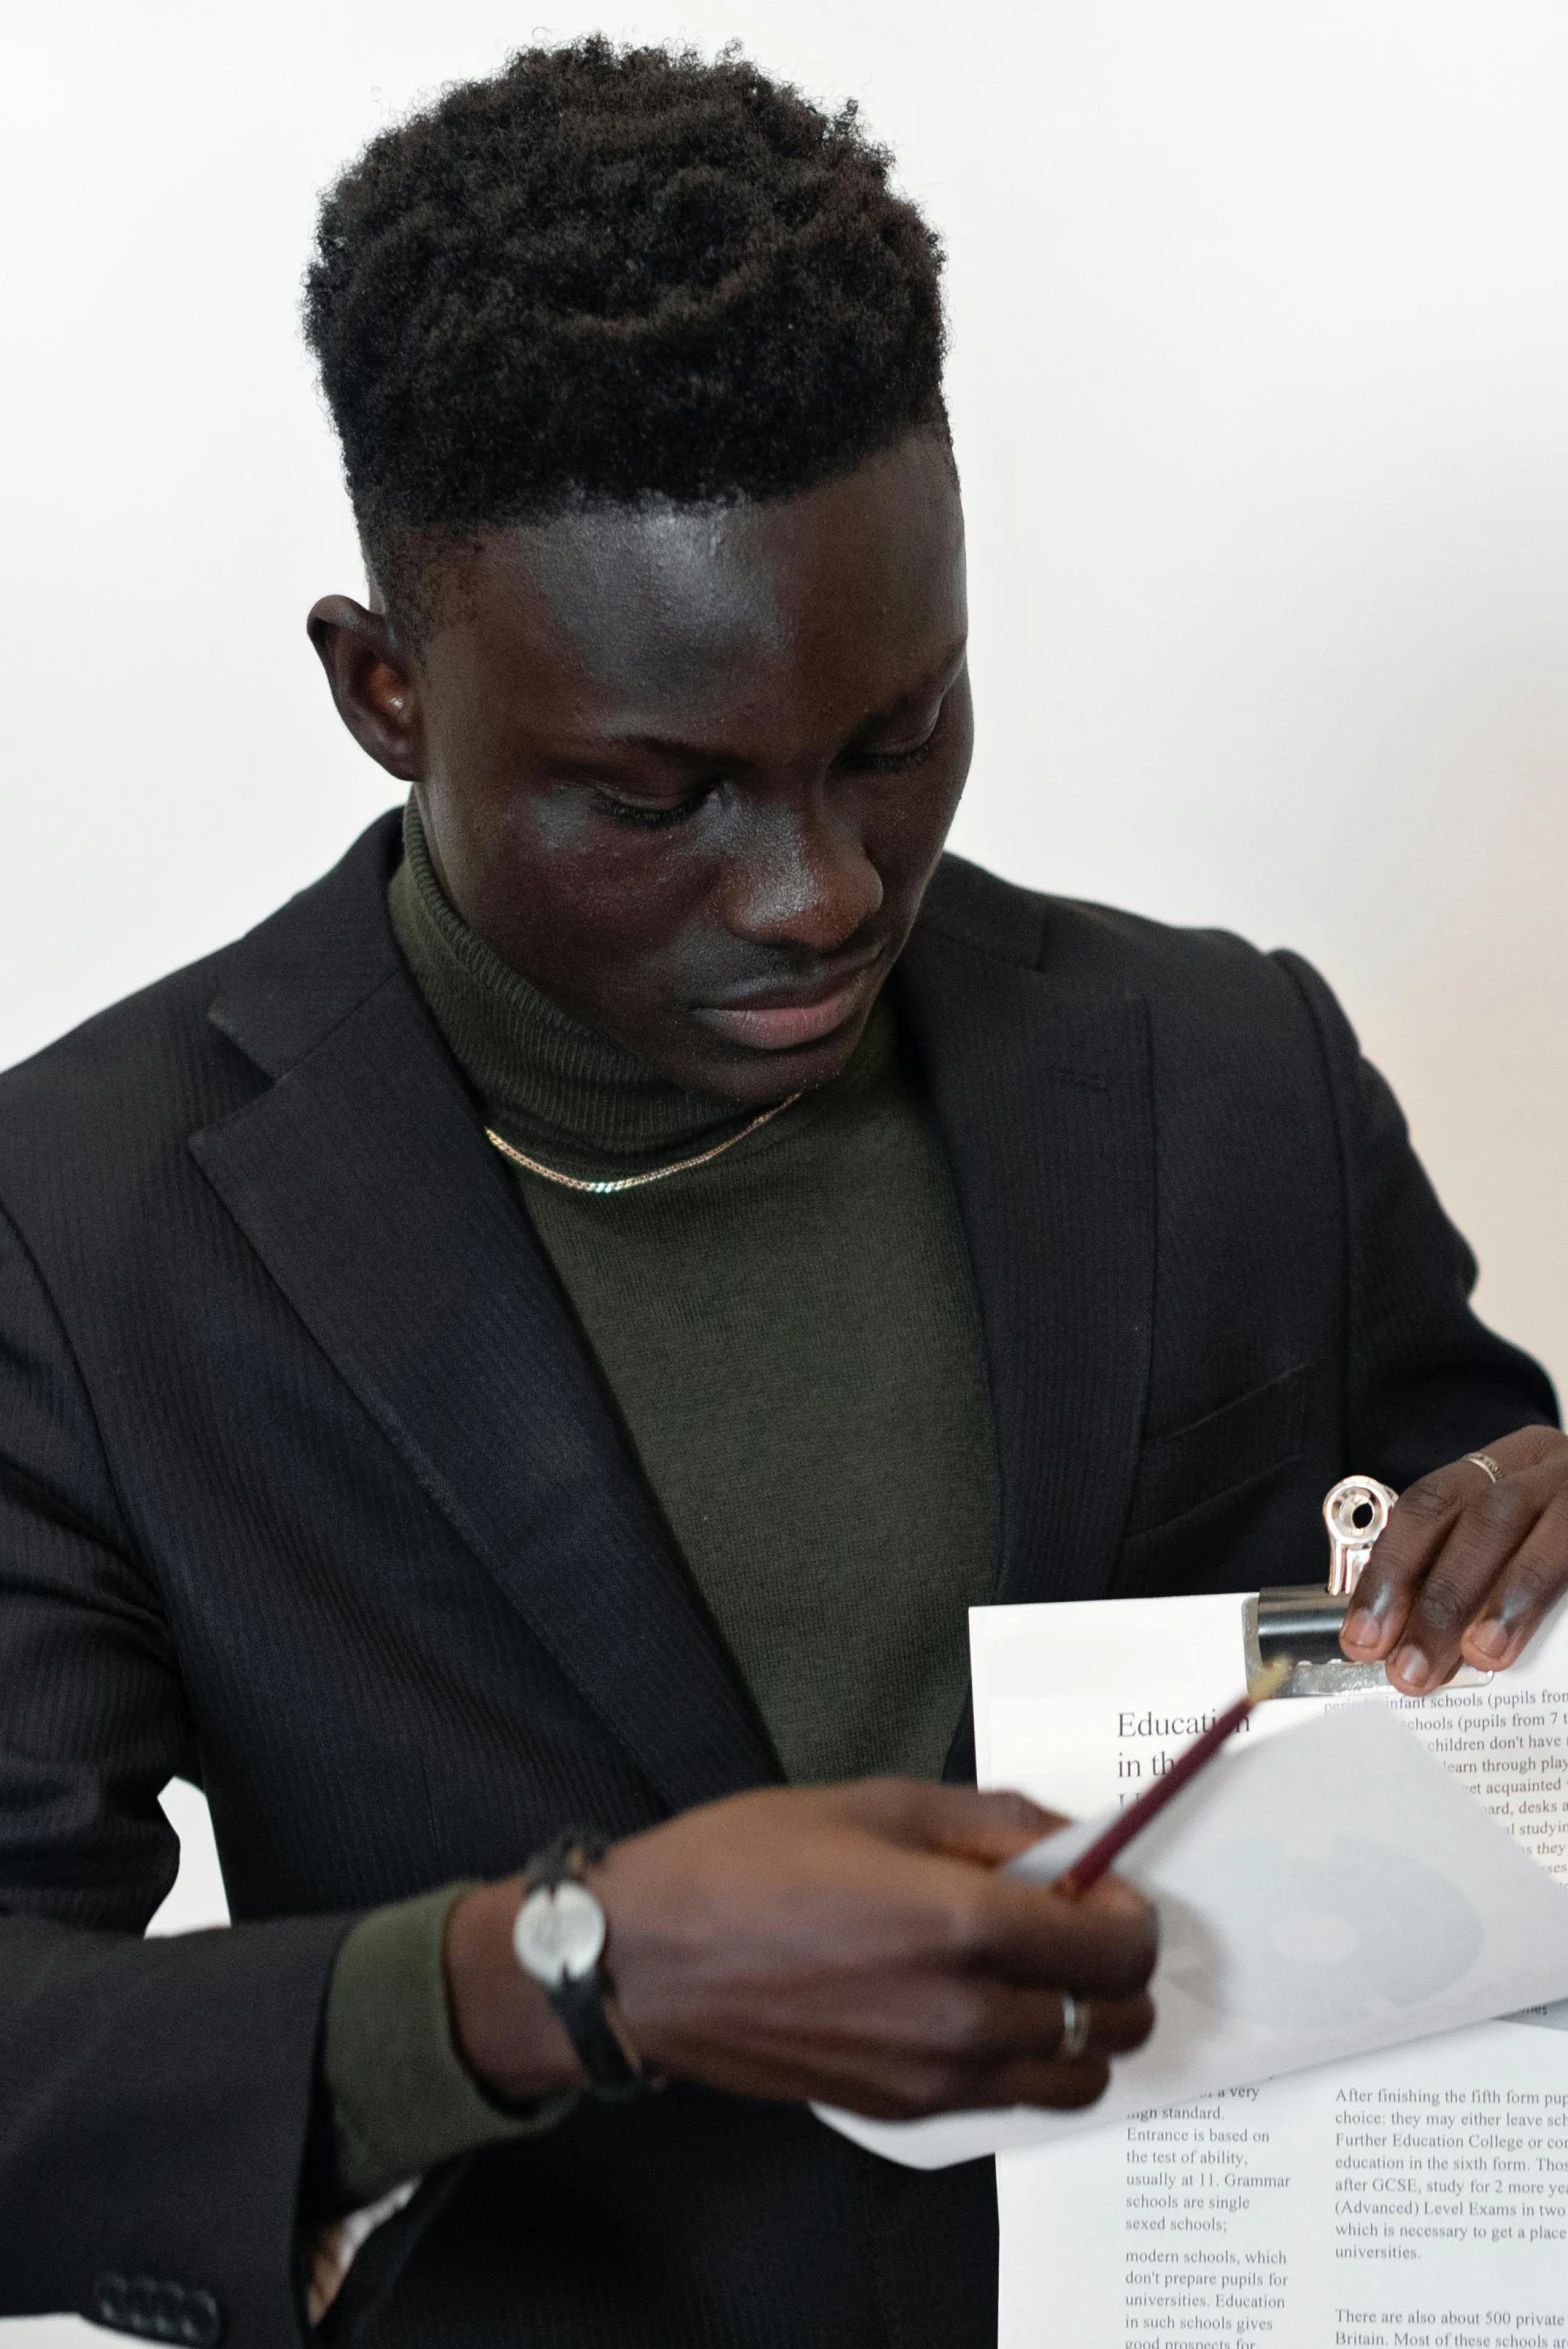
513, 1880, 607, 1986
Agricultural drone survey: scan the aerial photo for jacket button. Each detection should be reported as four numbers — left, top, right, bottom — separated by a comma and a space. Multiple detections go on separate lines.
179, 2289, 225, 2348
86, 2275, 223, 2346
151, 2282, 184, 2340
92, 2275, 129, 2328
125, 2276, 161, 2334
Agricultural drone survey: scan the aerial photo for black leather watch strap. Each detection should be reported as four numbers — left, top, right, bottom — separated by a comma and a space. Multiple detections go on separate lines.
548, 1967, 644, 2100
524, 1829, 649, 2102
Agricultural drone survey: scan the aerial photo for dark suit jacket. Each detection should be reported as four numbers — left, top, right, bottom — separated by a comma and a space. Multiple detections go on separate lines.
0, 814, 1554, 2349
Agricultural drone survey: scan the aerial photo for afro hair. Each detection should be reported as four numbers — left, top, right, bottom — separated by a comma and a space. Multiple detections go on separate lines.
304, 39, 948, 600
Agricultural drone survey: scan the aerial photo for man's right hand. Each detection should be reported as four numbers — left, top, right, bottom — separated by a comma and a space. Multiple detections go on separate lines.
445, 1779, 1156, 2121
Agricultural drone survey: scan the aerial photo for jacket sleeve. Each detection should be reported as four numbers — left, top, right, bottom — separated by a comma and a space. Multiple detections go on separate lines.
1272, 951, 1560, 1479
0, 1202, 350, 2348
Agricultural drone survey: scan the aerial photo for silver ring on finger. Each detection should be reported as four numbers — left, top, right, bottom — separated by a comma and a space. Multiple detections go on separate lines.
1464, 1452, 1503, 1484
1058, 1992, 1092, 2062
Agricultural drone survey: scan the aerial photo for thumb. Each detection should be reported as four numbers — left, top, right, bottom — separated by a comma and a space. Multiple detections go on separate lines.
837, 1777, 1070, 1868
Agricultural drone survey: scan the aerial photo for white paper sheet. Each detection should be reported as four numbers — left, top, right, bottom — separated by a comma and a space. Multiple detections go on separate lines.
817, 1596, 1568, 2171
997, 2018, 1568, 2349
980, 1596, 1568, 2349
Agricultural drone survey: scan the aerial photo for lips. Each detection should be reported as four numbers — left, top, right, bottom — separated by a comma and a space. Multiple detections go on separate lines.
690, 964, 880, 1053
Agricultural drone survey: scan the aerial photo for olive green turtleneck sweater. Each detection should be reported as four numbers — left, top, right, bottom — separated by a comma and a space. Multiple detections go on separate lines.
389, 803, 999, 1784
319, 806, 1000, 2210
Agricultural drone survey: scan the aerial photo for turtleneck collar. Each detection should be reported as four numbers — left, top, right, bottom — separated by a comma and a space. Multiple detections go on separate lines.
388, 799, 891, 1180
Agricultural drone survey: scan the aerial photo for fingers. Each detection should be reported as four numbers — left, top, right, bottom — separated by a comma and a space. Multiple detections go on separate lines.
917, 1982, 1156, 2116
843, 2055, 1118, 2122
1078, 1986, 1155, 2056
926, 1980, 1155, 2066
913, 1980, 1154, 2066
818, 1983, 1156, 2122
598, 1778, 1159, 2123
962, 1870, 1160, 2000
981, 2056, 1114, 2112
836, 1777, 1066, 1868
1340, 1428, 1568, 1691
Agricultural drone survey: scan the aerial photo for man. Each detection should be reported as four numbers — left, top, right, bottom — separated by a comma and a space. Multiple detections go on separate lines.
1, 37, 1564, 2349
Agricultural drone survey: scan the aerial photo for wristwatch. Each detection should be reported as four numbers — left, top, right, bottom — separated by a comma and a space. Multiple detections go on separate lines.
512, 1828, 653, 2101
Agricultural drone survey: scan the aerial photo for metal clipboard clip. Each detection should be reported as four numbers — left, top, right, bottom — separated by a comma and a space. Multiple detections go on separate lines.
1240, 1475, 1495, 1699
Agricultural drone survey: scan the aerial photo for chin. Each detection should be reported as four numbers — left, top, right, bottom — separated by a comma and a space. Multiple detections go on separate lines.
678, 1014, 867, 1105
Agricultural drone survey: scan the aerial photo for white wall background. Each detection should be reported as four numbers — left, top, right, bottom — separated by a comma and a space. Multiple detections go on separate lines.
2, 1, 1566, 2336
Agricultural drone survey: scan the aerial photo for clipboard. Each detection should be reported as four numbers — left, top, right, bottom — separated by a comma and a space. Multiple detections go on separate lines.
1240, 1472, 1493, 1698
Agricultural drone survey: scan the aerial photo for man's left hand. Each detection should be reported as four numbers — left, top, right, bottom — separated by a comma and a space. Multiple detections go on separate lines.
1340, 1425, 1568, 1692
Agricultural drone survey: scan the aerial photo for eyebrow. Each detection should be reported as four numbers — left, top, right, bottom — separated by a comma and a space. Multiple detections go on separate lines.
587, 640, 970, 768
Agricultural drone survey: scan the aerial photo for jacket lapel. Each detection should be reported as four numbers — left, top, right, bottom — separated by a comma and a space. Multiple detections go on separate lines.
192, 823, 1154, 1805
192, 821, 778, 1815
900, 872, 1156, 1610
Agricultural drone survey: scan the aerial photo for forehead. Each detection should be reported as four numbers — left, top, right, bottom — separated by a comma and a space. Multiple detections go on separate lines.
419, 432, 966, 735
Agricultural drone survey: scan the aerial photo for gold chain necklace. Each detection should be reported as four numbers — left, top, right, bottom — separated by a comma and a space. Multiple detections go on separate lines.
484, 1093, 803, 1196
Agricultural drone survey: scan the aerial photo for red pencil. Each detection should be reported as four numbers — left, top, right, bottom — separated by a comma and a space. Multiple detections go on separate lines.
1052, 1654, 1291, 1900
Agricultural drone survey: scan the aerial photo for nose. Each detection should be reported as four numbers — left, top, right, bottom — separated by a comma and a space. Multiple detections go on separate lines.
722, 792, 884, 955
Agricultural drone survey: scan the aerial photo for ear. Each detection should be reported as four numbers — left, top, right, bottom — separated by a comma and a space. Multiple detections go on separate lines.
307, 595, 425, 782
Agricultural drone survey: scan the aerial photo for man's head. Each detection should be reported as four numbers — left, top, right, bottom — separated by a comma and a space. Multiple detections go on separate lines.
305, 40, 970, 1102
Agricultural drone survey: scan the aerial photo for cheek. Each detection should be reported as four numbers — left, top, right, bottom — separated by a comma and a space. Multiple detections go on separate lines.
484, 796, 714, 1001
868, 753, 972, 889
867, 684, 973, 873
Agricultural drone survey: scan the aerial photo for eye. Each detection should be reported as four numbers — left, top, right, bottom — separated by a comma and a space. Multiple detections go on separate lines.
848, 740, 937, 776
839, 707, 944, 776
593, 784, 713, 832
